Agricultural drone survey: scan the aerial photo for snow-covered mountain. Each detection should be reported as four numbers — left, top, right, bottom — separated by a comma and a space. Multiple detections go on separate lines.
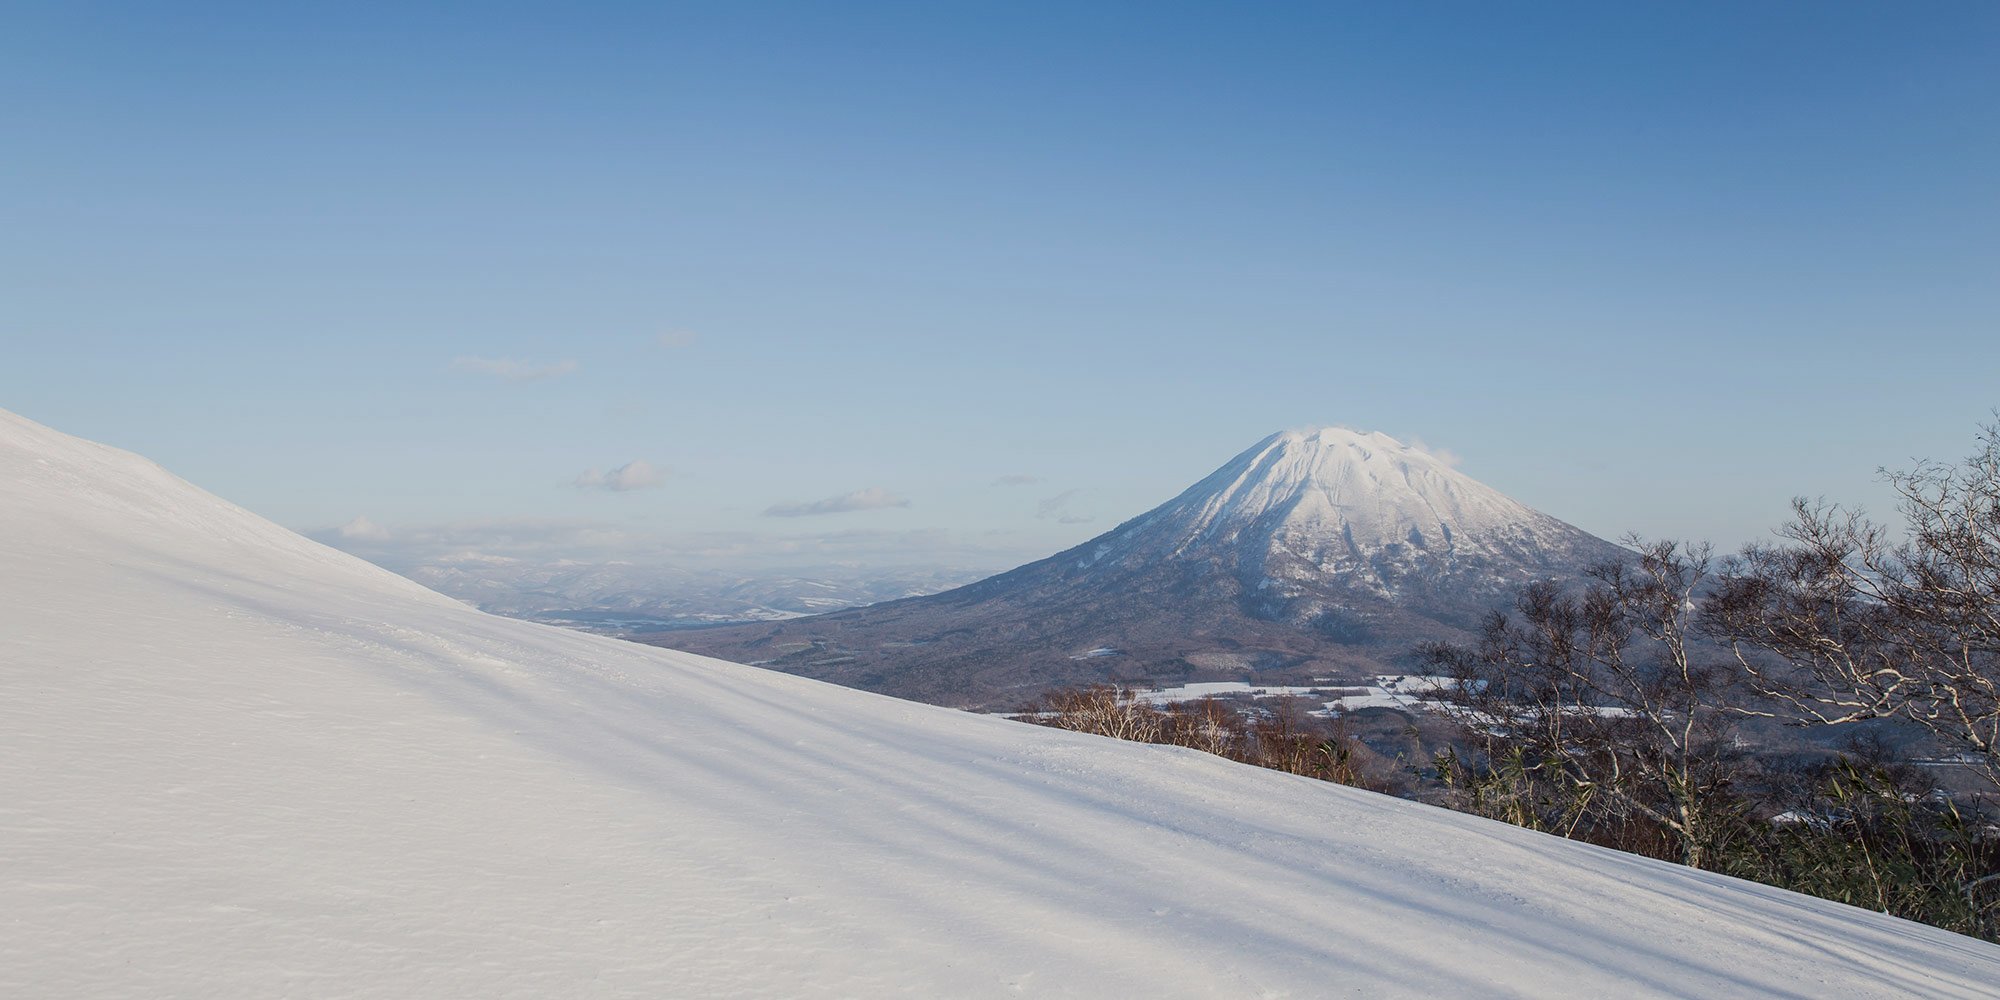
1062, 426, 1624, 615
665, 428, 1630, 706
4, 408, 1998, 997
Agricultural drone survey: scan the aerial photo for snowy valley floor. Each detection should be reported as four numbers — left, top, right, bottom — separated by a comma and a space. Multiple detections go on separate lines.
5, 407, 2000, 998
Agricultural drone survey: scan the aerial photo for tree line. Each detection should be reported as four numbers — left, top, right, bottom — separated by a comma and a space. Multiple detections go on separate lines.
1026, 420, 2000, 942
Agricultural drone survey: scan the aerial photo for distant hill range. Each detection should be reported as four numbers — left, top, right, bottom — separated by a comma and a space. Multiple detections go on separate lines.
389, 560, 990, 634
647, 428, 1630, 709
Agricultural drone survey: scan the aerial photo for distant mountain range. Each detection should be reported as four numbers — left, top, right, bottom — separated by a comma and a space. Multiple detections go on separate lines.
391, 560, 989, 633
650, 428, 1630, 708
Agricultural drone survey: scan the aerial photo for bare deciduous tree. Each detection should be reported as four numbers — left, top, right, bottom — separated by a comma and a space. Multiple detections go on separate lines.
1037, 685, 1163, 743
1426, 540, 1746, 868
1707, 422, 2000, 791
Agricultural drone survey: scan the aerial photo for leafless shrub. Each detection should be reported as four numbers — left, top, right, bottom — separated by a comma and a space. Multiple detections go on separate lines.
1023, 686, 1393, 791
1036, 685, 1163, 743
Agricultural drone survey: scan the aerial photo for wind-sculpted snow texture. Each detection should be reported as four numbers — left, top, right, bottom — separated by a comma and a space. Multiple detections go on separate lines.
4, 408, 1998, 998
664, 428, 1632, 706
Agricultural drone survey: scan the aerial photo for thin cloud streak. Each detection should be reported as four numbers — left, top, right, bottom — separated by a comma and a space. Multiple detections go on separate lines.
1035, 489, 1095, 525
306, 516, 1036, 573
764, 487, 910, 518
451, 356, 580, 381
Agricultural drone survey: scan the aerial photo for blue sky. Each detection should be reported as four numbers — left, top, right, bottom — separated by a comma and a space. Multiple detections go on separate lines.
3, 2, 1996, 571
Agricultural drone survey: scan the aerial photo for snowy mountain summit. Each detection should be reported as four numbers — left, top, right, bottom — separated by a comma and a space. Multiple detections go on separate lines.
1100, 426, 1619, 601
669, 428, 1629, 705
1154, 427, 1522, 555
5, 408, 2000, 998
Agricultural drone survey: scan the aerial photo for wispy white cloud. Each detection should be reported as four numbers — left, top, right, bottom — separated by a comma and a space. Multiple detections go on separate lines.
451, 356, 580, 381
764, 487, 910, 518
1405, 435, 1464, 468
655, 330, 700, 349
573, 460, 666, 492
1035, 489, 1094, 525
335, 515, 392, 541
992, 474, 1042, 487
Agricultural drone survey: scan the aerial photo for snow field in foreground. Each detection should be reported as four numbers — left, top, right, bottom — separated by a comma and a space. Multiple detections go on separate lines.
4, 407, 1999, 998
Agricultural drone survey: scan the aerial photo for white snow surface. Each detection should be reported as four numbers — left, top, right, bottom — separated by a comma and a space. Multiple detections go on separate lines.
5, 408, 1999, 999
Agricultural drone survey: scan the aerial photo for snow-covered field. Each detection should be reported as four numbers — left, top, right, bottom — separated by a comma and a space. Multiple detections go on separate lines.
1140, 675, 1460, 717
1323, 674, 1462, 714
5, 407, 1999, 998
1137, 680, 1335, 704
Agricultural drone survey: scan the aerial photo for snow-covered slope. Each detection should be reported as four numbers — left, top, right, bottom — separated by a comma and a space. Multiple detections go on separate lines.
4, 409, 1997, 998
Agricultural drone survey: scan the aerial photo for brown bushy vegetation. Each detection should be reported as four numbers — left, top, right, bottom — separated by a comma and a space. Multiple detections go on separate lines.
1028, 686, 1401, 793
